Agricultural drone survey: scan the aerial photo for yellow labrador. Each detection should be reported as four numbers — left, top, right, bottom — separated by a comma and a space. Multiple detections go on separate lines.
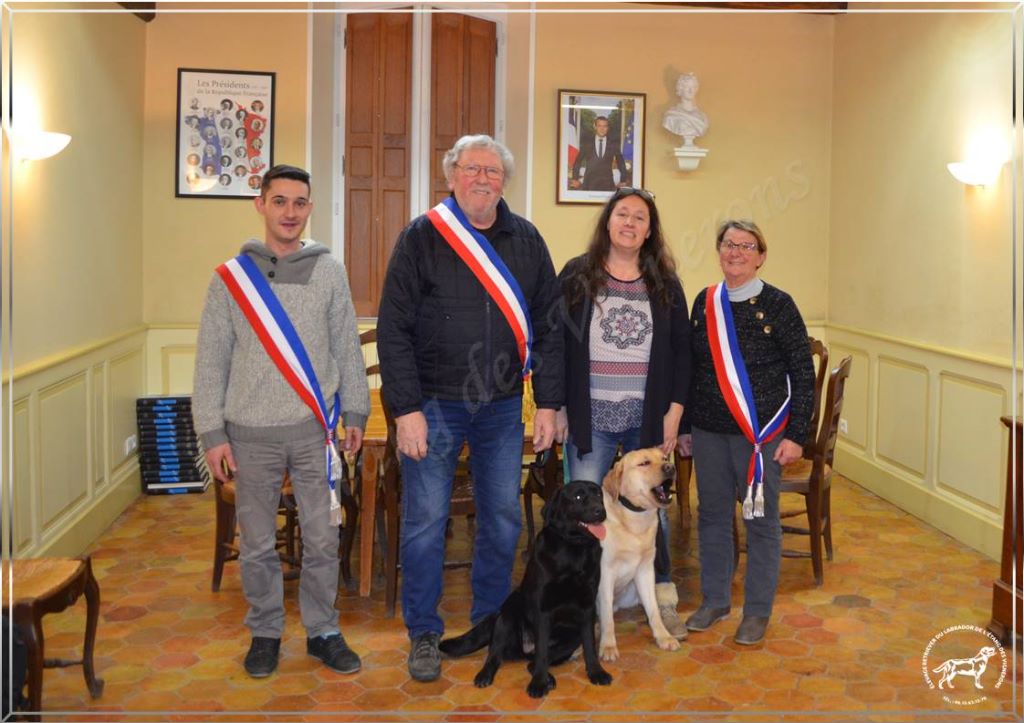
597, 448, 680, 661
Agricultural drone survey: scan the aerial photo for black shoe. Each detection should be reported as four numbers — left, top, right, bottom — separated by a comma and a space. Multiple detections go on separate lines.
307, 633, 362, 674
684, 605, 731, 632
734, 616, 769, 645
408, 632, 441, 682
244, 636, 280, 678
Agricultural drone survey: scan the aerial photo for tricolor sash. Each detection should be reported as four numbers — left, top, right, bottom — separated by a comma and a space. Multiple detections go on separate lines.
426, 196, 533, 378
705, 282, 791, 520
216, 253, 345, 526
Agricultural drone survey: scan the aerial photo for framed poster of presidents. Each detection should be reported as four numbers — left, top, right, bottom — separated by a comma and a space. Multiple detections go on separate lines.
175, 68, 276, 198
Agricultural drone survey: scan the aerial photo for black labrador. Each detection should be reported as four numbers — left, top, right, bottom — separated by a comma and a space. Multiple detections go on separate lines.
438, 479, 612, 698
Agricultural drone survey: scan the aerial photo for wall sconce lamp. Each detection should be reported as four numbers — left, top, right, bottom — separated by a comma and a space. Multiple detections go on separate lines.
947, 159, 1006, 187
4, 127, 72, 161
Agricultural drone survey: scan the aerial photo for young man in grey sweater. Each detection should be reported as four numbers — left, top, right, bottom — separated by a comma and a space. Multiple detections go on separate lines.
192, 165, 370, 678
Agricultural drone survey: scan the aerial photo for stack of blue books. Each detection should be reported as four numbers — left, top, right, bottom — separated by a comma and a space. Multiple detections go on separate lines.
136, 396, 209, 494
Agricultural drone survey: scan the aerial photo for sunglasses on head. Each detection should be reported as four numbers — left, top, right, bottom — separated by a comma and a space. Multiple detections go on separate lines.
614, 186, 656, 201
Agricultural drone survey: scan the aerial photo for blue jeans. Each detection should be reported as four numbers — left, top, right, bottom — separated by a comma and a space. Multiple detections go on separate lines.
565, 428, 672, 584
399, 396, 525, 639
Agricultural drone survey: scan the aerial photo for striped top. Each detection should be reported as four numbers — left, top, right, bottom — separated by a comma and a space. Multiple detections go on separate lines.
589, 275, 653, 433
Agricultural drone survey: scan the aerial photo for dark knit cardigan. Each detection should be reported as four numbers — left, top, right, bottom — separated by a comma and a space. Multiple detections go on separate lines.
686, 282, 815, 445
559, 255, 693, 458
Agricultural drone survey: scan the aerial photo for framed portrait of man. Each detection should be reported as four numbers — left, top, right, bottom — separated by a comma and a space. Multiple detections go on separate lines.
556, 89, 646, 205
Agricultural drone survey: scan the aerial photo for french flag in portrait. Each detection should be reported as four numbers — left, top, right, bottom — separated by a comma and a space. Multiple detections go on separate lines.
566, 96, 580, 171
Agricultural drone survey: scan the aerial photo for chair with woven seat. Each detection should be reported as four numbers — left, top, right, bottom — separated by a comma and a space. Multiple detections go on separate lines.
777, 354, 852, 585
211, 475, 302, 592
732, 336, 830, 563
377, 394, 476, 618
2, 556, 104, 721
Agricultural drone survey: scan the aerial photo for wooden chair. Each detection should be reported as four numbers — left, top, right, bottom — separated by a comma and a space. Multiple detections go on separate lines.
673, 450, 694, 529
803, 337, 830, 453
332, 327, 383, 588
522, 444, 564, 559
211, 476, 302, 592
2, 556, 104, 721
778, 354, 853, 585
377, 395, 476, 617
732, 336, 831, 561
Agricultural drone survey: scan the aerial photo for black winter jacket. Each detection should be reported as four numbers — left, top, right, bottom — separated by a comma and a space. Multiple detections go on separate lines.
377, 198, 564, 416
686, 282, 814, 445
559, 255, 693, 458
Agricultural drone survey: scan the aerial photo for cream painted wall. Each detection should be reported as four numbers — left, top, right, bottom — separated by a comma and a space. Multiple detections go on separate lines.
826, 9, 1018, 558
500, 11, 533, 215
142, 10, 309, 325
830, 11, 1014, 361
8, 10, 145, 367
531, 8, 834, 323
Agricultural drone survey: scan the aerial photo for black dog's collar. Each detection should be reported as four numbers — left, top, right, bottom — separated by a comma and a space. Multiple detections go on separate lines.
618, 495, 646, 512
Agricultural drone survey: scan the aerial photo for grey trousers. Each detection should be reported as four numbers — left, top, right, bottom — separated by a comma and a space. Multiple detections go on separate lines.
233, 433, 340, 639
691, 427, 783, 618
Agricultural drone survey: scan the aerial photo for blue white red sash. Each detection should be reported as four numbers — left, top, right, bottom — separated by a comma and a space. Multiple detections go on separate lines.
216, 253, 345, 526
705, 282, 791, 519
427, 196, 533, 378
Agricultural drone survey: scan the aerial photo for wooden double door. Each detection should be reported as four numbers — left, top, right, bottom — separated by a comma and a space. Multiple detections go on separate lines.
345, 12, 496, 317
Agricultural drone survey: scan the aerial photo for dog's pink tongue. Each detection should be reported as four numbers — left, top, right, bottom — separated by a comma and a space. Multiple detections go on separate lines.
584, 522, 607, 541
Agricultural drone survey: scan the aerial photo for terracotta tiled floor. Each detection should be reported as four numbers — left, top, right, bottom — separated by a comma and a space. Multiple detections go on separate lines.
20, 473, 1022, 722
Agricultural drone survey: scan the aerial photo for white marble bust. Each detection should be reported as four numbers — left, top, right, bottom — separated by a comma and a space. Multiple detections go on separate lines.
663, 72, 709, 147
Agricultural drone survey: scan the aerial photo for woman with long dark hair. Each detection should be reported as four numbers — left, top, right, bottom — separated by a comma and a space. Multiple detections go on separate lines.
556, 186, 692, 638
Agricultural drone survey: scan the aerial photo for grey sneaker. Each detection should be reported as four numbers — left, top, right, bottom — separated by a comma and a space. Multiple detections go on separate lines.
659, 605, 689, 640
307, 632, 362, 674
684, 605, 731, 632
734, 615, 769, 645
408, 632, 441, 682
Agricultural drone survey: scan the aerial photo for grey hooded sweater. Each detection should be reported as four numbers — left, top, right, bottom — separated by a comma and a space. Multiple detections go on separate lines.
192, 239, 370, 449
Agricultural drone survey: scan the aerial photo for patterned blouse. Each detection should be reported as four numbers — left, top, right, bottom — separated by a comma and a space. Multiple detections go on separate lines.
589, 275, 653, 433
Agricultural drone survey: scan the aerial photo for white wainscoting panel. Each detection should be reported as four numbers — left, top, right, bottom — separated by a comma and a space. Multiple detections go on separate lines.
876, 356, 929, 478
110, 349, 144, 470
12, 398, 33, 554
829, 324, 1019, 559
937, 373, 1005, 511
38, 373, 89, 529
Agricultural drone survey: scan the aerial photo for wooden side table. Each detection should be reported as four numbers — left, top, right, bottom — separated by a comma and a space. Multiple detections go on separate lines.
2, 555, 104, 720
989, 416, 1023, 644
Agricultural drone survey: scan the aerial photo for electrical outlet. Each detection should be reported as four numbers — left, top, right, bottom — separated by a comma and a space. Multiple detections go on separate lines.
839, 419, 849, 435
123, 434, 138, 457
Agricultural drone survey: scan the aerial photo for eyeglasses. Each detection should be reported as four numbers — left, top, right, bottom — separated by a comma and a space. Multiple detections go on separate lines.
454, 163, 505, 180
616, 186, 656, 201
720, 240, 761, 253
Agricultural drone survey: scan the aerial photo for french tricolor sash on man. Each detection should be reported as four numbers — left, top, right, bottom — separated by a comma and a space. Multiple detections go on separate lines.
216, 253, 346, 527
426, 196, 536, 419
705, 281, 791, 520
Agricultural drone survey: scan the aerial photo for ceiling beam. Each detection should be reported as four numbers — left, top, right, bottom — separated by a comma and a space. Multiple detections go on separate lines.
117, 2, 156, 22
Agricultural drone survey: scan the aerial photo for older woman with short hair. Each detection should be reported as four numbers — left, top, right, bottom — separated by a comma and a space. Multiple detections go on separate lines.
680, 220, 815, 646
